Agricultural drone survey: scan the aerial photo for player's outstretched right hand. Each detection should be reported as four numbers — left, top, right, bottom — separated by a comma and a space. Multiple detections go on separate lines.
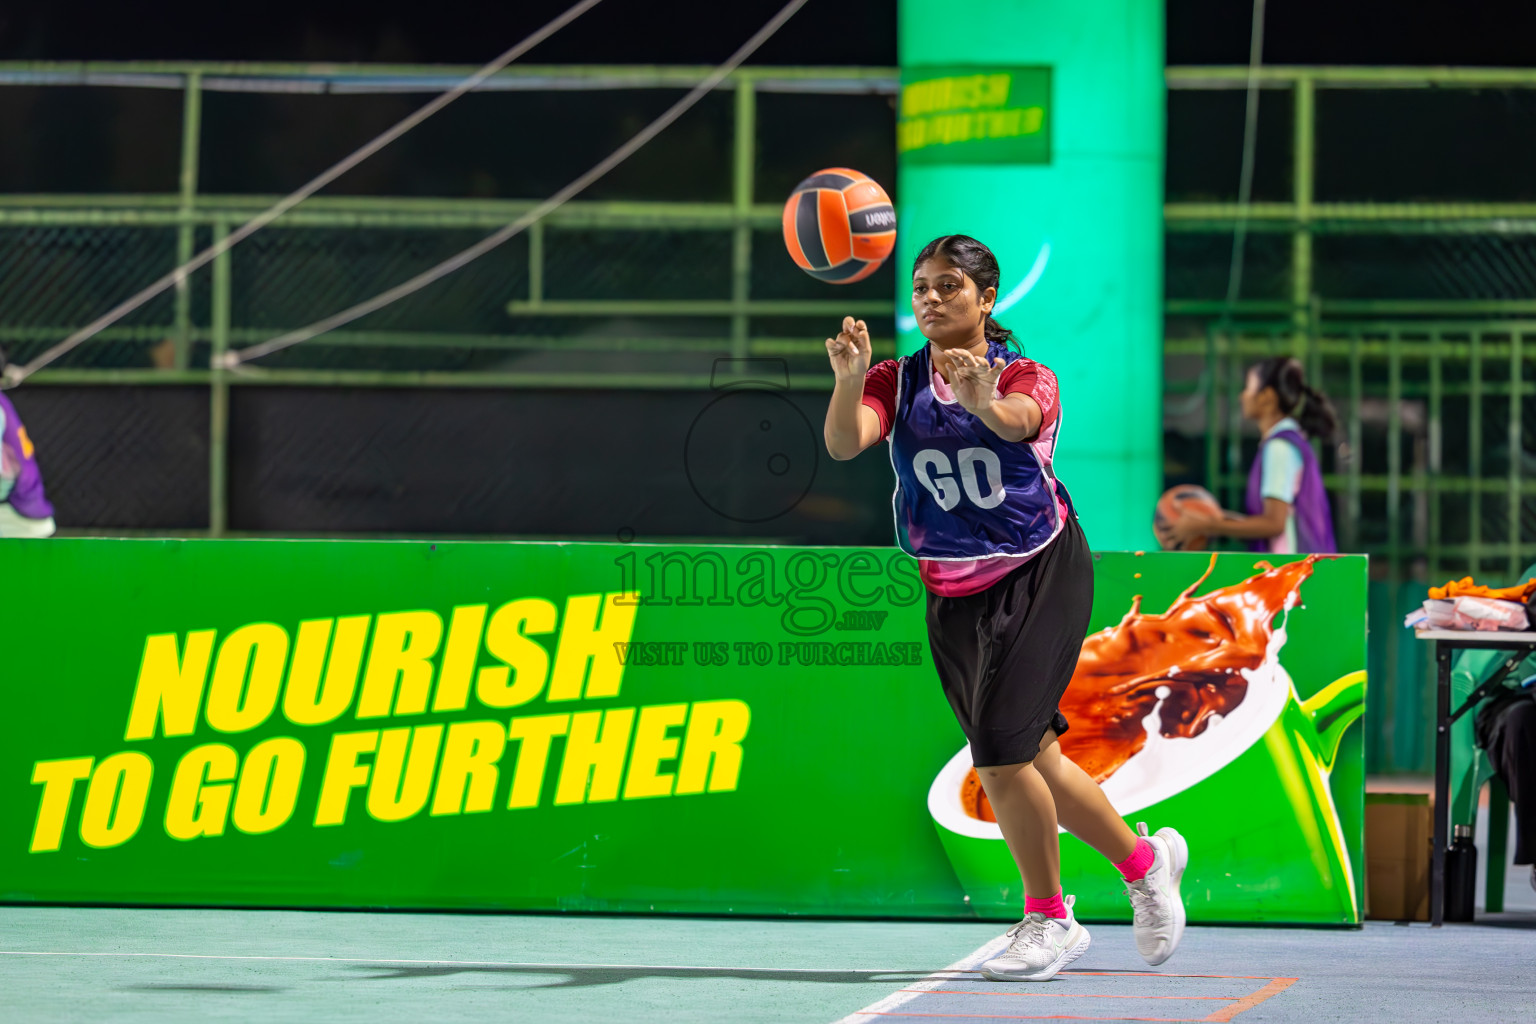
826, 316, 871, 382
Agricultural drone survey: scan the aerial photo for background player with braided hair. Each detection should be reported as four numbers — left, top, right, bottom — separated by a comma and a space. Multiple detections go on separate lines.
1163, 355, 1339, 554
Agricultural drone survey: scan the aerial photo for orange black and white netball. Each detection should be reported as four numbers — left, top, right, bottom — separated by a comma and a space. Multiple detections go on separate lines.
781, 167, 895, 284
1153, 485, 1224, 551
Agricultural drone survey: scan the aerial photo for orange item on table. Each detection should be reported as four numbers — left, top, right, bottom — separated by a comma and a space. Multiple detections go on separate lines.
1426, 576, 1536, 602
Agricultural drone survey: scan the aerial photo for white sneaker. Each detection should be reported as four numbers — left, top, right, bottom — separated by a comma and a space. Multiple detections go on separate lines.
980, 895, 1091, 982
1124, 823, 1188, 966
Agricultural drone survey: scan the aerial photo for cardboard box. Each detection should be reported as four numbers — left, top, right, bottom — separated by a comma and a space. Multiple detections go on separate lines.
1365, 793, 1431, 921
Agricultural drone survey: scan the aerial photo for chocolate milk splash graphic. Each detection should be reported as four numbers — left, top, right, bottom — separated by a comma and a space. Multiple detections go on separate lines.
962, 555, 1326, 823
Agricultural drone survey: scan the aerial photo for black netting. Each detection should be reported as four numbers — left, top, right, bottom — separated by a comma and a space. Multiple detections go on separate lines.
754, 92, 898, 204
1315, 234, 1536, 300
1316, 89, 1536, 203
1165, 88, 1294, 203
0, 226, 186, 369
10, 386, 208, 528
227, 387, 893, 544
1166, 231, 1293, 300
200, 90, 737, 202
544, 229, 732, 301
0, 87, 182, 194
230, 227, 530, 331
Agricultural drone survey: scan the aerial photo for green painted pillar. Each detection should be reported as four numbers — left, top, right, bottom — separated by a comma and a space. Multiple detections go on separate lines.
897, 1, 1165, 549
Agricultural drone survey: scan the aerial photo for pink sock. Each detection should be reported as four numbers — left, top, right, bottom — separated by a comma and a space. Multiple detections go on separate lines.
1115, 837, 1156, 882
1024, 890, 1068, 919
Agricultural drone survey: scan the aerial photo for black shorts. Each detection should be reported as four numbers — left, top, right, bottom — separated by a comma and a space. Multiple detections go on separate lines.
924, 515, 1095, 767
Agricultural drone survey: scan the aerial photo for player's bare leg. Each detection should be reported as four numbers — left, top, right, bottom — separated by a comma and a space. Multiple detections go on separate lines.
976, 758, 1061, 896
1031, 732, 1137, 862
1033, 731, 1187, 965
974, 756, 1090, 981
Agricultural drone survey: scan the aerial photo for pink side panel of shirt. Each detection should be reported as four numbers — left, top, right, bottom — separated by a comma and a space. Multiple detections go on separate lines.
860, 356, 1069, 598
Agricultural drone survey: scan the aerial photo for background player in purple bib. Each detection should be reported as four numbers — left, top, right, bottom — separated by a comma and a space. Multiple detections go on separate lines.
823, 235, 1188, 982
1164, 356, 1338, 554
0, 388, 55, 538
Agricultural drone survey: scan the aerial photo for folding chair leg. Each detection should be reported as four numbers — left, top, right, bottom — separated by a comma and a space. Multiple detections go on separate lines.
1486, 776, 1509, 913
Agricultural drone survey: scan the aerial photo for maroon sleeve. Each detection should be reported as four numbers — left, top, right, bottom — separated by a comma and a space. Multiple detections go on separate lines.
860, 359, 899, 439
999, 359, 1061, 436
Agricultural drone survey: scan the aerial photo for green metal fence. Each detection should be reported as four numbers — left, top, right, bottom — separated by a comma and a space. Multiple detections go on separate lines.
1156, 65, 1536, 771
0, 64, 899, 383
1174, 322, 1534, 580
3, 61, 1534, 770
4, 64, 1532, 530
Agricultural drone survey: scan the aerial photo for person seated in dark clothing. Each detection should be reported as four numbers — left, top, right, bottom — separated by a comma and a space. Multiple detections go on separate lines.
1476, 681, 1536, 893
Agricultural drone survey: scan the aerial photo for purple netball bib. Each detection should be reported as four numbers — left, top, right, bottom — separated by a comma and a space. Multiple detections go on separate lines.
1245, 428, 1336, 554
887, 341, 1069, 560
0, 393, 54, 520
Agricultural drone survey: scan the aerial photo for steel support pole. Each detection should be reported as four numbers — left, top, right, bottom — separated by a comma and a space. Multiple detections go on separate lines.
1486, 774, 1509, 912
1204, 323, 1219, 493
1508, 331, 1522, 580
731, 77, 756, 359
174, 71, 202, 371
1470, 333, 1483, 575
1291, 75, 1314, 355
528, 220, 544, 307
1388, 328, 1402, 578
209, 217, 230, 536
1346, 330, 1362, 552
1428, 331, 1443, 580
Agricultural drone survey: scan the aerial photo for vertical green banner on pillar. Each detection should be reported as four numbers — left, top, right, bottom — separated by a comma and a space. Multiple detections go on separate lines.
897, 0, 1165, 550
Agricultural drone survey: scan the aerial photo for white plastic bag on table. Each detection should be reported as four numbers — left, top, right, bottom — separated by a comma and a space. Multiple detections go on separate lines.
1450, 596, 1529, 631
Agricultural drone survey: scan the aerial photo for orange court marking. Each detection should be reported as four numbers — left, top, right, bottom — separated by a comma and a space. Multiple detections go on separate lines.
854, 973, 1299, 1023
1200, 978, 1298, 1022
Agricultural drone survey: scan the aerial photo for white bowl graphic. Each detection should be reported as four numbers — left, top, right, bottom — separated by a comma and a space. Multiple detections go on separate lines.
929, 626, 1297, 842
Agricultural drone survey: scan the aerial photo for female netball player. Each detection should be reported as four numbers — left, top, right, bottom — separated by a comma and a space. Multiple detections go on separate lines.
1162, 356, 1338, 554
823, 235, 1186, 982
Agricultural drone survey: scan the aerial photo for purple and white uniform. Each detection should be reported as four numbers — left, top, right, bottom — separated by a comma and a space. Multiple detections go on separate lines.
1244, 416, 1336, 554
0, 392, 54, 522
861, 340, 1074, 596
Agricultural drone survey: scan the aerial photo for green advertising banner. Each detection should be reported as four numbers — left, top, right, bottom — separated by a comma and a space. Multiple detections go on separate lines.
899, 67, 1052, 165
1, 540, 1364, 924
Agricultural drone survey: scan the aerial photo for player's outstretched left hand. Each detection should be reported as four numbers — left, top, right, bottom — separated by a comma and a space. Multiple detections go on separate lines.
949, 349, 1005, 415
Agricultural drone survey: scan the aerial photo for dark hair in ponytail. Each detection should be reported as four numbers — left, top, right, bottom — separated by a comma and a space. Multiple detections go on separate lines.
912, 234, 1021, 352
1248, 356, 1338, 439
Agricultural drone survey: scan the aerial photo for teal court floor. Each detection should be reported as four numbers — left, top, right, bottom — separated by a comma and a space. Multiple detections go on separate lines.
5, 807, 1532, 1023
4, 906, 1533, 1023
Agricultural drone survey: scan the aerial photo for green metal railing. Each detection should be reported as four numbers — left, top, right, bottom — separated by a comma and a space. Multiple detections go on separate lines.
1171, 323, 1533, 578
0, 63, 899, 382
5, 61, 1534, 774
1, 61, 1533, 564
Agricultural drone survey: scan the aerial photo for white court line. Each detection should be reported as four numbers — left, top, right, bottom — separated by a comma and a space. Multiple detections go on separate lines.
0, 951, 948, 973
831, 933, 1011, 1023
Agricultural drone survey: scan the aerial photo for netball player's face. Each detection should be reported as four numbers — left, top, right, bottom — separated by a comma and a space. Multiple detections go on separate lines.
1239, 370, 1274, 421
911, 259, 988, 346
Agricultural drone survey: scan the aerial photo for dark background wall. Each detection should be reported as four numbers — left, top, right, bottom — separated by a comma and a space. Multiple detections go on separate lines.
9, 385, 898, 544
5, 0, 1536, 67
225, 386, 893, 543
